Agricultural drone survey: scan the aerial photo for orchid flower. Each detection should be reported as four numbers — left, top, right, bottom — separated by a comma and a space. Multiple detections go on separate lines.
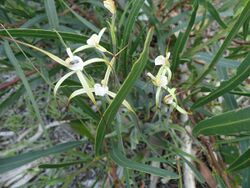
147, 51, 172, 106
147, 51, 187, 114
52, 47, 111, 104
103, 0, 116, 15
73, 28, 111, 55
68, 83, 134, 112
163, 88, 188, 114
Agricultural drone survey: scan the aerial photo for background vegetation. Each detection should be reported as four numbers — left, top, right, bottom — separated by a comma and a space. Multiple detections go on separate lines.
0, 0, 250, 187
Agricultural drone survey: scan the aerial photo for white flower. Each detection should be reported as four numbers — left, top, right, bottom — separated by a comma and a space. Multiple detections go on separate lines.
103, 0, 116, 14
65, 48, 84, 70
154, 52, 171, 66
94, 83, 109, 96
164, 95, 174, 105
155, 55, 165, 66
87, 28, 106, 47
157, 75, 168, 87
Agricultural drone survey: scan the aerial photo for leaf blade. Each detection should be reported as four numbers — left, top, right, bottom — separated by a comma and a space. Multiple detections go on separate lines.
193, 106, 250, 136
95, 28, 154, 156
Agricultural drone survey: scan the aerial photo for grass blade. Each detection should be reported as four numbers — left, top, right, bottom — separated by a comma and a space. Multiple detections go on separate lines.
45, 0, 59, 29
4, 40, 48, 138
0, 29, 89, 42
0, 141, 83, 173
95, 28, 154, 156
60, 0, 99, 33
192, 53, 250, 109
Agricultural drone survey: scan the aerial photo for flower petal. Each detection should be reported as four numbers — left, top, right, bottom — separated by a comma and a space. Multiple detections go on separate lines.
87, 34, 99, 46
73, 45, 92, 54
54, 71, 76, 96
83, 58, 107, 67
68, 56, 84, 71
17, 41, 68, 67
155, 87, 162, 107
154, 55, 165, 66
94, 83, 108, 96
103, 0, 116, 14
66, 48, 74, 59
76, 71, 96, 104
98, 28, 106, 39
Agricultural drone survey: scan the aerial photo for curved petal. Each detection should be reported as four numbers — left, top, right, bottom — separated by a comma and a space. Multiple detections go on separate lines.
98, 28, 107, 40
54, 71, 76, 96
69, 89, 86, 102
66, 48, 73, 59
155, 87, 162, 107
83, 58, 107, 67
102, 57, 115, 86
17, 41, 68, 67
73, 45, 92, 54
107, 91, 135, 113
172, 102, 188, 114
76, 71, 96, 104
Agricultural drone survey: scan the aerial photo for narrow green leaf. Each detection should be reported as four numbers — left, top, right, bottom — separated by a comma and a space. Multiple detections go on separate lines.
0, 29, 89, 42
60, 0, 99, 33
95, 28, 154, 156
172, 1, 198, 71
109, 146, 178, 178
200, 0, 227, 29
120, 0, 144, 72
70, 120, 95, 141
4, 41, 46, 136
228, 148, 250, 172
192, 0, 250, 86
45, 0, 59, 29
192, 53, 250, 109
39, 160, 86, 169
0, 141, 83, 173
193, 106, 250, 136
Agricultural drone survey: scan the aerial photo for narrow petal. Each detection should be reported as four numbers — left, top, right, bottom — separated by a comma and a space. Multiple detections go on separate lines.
17, 41, 68, 67
68, 88, 95, 102
83, 58, 107, 67
68, 88, 86, 102
155, 87, 162, 107
107, 91, 135, 113
54, 71, 76, 96
76, 71, 96, 104
73, 45, 92, 54
98, 28, 107, 40
102, 57, 115, 86
66, 48, 73, 59
147, 72, 156, 80
173, 102, 188, 114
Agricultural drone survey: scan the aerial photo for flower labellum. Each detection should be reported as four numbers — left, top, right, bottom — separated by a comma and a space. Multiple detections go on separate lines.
66, 56, 84, 71
164, 95, 174, 105
94, 83, 109, 96
157, 75, 168, 87
87, 34, 100, 47
103, 0, 116, 15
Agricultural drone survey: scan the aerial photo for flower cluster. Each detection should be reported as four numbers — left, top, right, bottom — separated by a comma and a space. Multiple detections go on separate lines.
147, 51, 187, 114
22, 0, 132, 112
52, 27, 133, 112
